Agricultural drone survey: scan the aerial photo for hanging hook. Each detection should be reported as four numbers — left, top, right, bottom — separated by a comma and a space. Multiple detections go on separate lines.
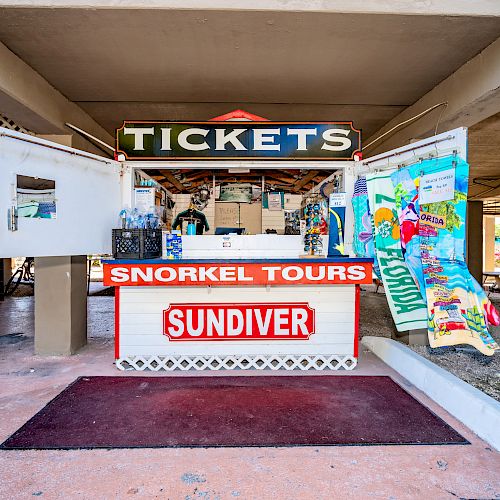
412, 147, 418, 164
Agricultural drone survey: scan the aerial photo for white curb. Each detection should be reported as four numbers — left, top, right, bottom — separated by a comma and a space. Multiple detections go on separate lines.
361, 336, 500, 451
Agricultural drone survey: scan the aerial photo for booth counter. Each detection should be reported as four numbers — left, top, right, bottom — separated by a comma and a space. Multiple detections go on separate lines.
164, 234, 327, 259
104, 115, 370, 371
103, 255, 372, 371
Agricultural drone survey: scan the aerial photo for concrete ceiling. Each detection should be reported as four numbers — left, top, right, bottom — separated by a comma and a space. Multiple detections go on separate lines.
469, 112, 500, 200
0, 9, 499, 139
76, 102, 406, 141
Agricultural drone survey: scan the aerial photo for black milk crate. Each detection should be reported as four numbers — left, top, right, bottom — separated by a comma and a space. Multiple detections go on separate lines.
112, 229, 162, 259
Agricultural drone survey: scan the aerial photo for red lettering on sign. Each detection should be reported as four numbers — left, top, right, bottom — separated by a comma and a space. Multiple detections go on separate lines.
163, 303, 315, 341
103, 262, 372, 286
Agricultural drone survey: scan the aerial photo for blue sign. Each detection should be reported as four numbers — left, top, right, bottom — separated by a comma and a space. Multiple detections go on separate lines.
117, 121, 361, 160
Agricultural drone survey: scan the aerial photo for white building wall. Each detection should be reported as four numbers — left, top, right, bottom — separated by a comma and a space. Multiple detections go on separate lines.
0, 129, 121, 258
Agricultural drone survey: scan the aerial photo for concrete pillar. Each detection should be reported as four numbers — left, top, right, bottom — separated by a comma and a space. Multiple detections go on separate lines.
484, 215, 496, 272
392, 329, 429, 346
467, 201, 484, 284
2, 258, 11, 285
34, 256, 87, 355
1, 258, 12, 300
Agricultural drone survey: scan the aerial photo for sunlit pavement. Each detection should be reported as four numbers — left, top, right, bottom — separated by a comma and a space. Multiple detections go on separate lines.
0, 295, 499, 499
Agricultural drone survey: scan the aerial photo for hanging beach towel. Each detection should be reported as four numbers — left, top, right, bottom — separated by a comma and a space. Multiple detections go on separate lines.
366, 172, 427, 331
391, 156, 499, 356
352, 177, 381, 278
390, 168, 426, 298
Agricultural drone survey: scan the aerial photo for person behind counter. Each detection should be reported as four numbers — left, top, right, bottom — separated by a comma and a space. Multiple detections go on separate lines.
172, 205, 209, 235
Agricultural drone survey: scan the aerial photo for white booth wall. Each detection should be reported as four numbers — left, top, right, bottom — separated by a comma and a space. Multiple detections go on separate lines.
0, 128, 122, 258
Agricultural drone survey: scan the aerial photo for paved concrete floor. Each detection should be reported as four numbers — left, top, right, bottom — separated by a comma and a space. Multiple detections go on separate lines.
0, 295, 499, 499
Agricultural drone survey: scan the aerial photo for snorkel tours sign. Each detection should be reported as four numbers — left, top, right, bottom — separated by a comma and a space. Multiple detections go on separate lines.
116, 121, 361, 160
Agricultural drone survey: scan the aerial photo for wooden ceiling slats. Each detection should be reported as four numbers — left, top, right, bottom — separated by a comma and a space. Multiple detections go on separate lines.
149, 168, 331, 194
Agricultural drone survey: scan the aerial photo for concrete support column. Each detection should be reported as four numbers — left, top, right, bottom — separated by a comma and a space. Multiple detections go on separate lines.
1, 258, 12, 300
2, 258, 11, 285
467, 201, 484, 284
483, 215, 496, 272
34, 256, 87, 355
392, 328, 429, 346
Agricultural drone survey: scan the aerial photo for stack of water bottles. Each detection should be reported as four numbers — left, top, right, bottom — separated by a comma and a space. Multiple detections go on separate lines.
118, 207, 161, 230
112, 206, 163, 260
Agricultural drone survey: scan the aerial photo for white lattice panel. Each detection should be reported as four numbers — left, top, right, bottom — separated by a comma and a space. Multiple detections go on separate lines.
116, 354, 357, 371
0, 113, 33, 135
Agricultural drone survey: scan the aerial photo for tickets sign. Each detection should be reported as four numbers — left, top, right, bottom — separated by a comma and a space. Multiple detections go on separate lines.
103, 261, 372, 287
116, 121, 361, 160
163, 302, 315, 341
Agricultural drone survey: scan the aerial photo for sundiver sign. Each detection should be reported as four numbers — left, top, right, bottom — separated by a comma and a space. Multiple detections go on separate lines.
116, 121, 361, 160
163, 303, 315, 341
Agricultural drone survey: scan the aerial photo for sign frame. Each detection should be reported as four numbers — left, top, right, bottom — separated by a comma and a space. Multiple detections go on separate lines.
162, 302, 316, 341
103, 261, 373, 287
116, 121, 361, 161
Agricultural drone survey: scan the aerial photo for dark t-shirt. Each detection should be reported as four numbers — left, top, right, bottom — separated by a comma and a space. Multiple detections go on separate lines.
173, 209, 209, 235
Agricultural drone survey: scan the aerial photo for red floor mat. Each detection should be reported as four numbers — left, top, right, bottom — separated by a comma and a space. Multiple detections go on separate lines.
1, 376, 468, 449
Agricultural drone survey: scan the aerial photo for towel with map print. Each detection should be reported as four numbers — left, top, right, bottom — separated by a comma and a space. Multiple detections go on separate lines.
391, 156, 499, 356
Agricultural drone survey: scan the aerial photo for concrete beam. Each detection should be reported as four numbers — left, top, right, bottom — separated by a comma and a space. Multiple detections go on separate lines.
0, 41, 114, 153
0, 1, 499, 16
364, 35, 500, 155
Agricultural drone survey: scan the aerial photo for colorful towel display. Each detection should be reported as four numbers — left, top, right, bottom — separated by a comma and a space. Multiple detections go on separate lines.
389, 156, 499, 356
365, 172, 428, 331
352, 178, 371, 257
390, 167, 426, 298
352, 177, 381, 278
327, 205, 346, 256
